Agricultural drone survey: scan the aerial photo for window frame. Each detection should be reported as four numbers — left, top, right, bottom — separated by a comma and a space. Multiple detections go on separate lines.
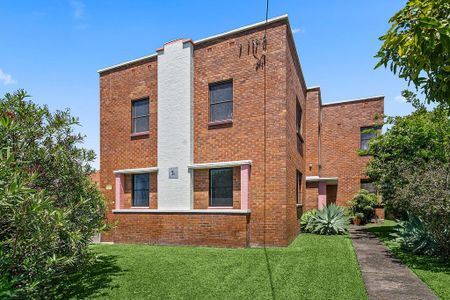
131, 97, 150, 134
208, 80, 233, 124
296, 170, 302, 205
131, 173, 150, 207
360, 126, 379, 150
209, 167, 234, 207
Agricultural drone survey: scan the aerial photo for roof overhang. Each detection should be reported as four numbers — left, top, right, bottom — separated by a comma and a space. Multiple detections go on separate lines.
306, 176, 338, 184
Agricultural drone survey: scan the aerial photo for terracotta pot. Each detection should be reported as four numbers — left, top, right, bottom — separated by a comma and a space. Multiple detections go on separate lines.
353, 218, 361, 226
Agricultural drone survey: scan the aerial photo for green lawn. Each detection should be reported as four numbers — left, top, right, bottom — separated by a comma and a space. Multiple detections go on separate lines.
366, 221, 450, 300
54, 234, 367, 299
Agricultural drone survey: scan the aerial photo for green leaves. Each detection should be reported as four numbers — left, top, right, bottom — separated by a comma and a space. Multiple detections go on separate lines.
375, 0, 450, 107
0, 90, 107, 297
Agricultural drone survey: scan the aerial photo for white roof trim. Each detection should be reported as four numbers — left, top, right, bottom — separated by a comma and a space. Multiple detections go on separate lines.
307, 85, 321, 90
188, 160, 252, 170
322, 95, 384, 106
97, 14, 288, 74
113, 167, 158, 174
306, 176, 338, 183
112, 209, 251, 214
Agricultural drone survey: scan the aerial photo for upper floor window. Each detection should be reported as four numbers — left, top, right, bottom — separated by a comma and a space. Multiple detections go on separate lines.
209, 168, 233, 207
296, 99, 302, 136
360, 179, 377, 194
360, 126, 378, 150
209, 81, 233, 123
132, 98, 149, 133
132, 173, 149, 207
296, 170, 302, 205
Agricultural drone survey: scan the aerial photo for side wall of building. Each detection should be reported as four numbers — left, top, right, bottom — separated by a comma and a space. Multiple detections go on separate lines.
285, 30, 306, 241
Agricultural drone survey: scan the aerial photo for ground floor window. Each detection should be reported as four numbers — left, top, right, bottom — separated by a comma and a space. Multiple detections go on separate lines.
209, 168, 233, 207
360, 179, 376, 194
132, 173, 149, 207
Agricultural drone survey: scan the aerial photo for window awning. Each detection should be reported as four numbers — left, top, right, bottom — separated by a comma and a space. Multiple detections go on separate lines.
306, 176, 338, 184
188, 160, 252, 170
113, 167, 158, 174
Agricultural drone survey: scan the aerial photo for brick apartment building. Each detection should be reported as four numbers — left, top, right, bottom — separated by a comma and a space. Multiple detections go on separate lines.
98, 14, 384, 247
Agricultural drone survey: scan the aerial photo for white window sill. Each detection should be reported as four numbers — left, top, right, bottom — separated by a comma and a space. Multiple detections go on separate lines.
112, 209, 251, 214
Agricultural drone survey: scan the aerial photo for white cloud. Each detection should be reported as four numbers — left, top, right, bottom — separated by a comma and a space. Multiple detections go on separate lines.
394, 95, 406, 102
0, 69, 17, 85
69, 0, 85, 19
292, 27, 306, 34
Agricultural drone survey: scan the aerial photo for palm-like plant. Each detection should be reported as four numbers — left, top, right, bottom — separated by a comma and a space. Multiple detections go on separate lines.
308, 204, 350, 235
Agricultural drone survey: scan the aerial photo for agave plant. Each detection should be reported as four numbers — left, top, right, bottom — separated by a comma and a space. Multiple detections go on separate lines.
308, 204, 350, 235
393, 214, 437, 255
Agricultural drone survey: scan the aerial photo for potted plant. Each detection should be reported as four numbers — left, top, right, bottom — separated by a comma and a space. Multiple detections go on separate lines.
353, 213, 364, 226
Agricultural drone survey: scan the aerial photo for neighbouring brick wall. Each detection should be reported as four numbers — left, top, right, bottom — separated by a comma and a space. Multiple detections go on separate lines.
320, 98, 384, 205
193, 167, 241, 209
284, 29, 306, 242
102, 213, 249, 247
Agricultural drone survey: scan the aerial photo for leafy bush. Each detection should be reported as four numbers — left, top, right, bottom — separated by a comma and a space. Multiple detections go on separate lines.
349, 189, 380, 225
306, 204, 349, 235
393, 214, 437, 255
300, 209, 317, 232
0, 90, 107, 296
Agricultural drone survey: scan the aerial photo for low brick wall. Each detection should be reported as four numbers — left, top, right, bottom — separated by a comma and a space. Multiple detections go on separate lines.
102, 212, 250, 247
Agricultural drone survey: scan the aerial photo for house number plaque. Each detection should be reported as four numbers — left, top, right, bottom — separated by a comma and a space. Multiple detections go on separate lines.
169, 167, 178, 179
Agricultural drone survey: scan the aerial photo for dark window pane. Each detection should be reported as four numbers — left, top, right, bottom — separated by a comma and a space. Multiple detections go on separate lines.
210, 102, 232, 122
133, 116, 149, 133
210, 168, 233, 207
132, 99, 149, 117
133, 174, 149, 207
210, 82, 232, 104
296, 171, 302, 204
361, 181, 377, 194
296, 101, 302, 134
360, 127, 378, 150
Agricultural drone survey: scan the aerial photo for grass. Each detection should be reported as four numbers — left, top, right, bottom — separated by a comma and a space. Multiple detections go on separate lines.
55, 234, 367, 299
366, 220, 450, 299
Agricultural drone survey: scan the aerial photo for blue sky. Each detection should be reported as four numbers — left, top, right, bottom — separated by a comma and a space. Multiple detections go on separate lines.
0, 0, 414, 168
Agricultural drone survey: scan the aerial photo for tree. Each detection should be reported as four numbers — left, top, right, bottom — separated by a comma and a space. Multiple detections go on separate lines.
0, 90, 106, 296
375, 0, 450, 107
365, 96, 450, 256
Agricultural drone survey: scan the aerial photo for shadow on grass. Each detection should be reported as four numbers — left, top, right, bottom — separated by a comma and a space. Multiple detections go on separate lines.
49, 254, 122, 299
366, 224, 450, 276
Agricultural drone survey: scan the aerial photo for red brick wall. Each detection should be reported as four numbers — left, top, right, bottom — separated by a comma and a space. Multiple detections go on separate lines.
102, 213, 249, 247
304, 96, 384, 210
320, 98, 383, 205
99, 57, 158, 221
305, 88, 321, 177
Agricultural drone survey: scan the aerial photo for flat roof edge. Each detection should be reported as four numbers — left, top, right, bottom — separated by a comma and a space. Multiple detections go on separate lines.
97, 14, 288, 74
322, 95, 384, 106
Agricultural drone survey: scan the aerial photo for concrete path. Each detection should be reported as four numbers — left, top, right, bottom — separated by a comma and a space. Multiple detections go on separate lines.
350, 226, 438, 300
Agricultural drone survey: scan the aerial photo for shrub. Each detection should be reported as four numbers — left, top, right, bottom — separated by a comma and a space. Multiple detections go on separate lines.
349, 189, 380, 225
393, 214, 437, 255
300, 209, 317, 233
0, 90, 107, 296
307, 204, 349, 235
